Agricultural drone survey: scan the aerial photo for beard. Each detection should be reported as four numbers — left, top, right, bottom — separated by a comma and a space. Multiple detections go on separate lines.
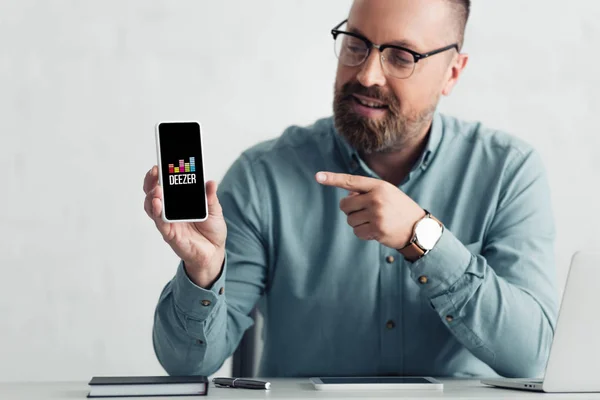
333, 80, 436, 154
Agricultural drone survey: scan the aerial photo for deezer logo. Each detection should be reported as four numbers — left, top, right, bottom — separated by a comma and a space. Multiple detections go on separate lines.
169, 174, 196, 185
168, 157, 197, 186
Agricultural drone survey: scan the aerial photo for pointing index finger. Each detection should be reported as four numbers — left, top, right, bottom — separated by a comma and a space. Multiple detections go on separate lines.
316, 171, 378, 193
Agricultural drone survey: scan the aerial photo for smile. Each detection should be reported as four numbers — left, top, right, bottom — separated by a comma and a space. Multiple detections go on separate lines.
352, 94, 388, 109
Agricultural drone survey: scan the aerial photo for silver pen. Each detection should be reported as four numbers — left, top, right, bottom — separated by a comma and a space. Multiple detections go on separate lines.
213, 377, 271, 390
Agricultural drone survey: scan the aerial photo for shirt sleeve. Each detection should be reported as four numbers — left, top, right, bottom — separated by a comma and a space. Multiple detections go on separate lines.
152, 154, 268, 376
407, 149, 559, 378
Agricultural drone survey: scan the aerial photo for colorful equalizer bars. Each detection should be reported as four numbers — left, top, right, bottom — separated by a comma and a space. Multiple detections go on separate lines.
168, 157, 196, 174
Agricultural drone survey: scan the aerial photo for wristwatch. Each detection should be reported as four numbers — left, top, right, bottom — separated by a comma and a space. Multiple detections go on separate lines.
398, 210, 444, 262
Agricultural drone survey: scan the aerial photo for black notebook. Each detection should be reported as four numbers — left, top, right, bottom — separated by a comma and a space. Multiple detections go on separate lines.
87, 375, 209, 398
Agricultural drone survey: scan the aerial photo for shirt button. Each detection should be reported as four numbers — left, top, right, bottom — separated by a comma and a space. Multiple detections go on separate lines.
418, 276, 429, 284
386, 320, 396, 330
219, 287, 224, 295
196, 339, 204, 345
386, 255, 395, 263
445, 315, 454, 322
200, 299, 211, 306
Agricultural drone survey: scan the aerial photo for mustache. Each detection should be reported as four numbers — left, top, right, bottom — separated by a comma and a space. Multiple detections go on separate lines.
338, 81, 399, 110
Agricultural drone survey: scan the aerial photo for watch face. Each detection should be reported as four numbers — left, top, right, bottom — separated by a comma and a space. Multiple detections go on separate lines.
415, 217, 443, 250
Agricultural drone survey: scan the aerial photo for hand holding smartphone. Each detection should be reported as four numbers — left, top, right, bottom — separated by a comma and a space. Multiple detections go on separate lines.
143, 121, 227, 288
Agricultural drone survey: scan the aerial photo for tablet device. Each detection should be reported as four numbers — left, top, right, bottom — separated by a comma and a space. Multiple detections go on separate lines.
309, 376, 443, 390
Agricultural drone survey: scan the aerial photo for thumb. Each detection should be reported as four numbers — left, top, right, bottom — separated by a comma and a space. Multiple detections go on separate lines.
206, 180, 223, 216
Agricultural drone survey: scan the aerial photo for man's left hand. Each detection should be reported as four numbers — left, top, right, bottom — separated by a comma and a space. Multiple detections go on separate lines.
316, 171, 426, 249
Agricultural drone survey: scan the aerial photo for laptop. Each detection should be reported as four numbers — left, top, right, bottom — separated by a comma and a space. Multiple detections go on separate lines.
481, 251, 600, 393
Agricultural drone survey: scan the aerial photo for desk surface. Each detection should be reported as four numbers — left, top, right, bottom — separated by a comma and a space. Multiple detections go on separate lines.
2, 378, 599, 399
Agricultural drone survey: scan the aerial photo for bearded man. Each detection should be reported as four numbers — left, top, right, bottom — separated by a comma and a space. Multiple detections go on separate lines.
145, 0, 557, 379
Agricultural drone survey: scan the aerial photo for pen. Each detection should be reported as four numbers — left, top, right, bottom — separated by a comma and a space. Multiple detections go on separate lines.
212, 377, 271, 390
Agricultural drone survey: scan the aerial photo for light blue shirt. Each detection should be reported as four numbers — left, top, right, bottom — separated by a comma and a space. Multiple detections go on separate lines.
153, 112, 558, 378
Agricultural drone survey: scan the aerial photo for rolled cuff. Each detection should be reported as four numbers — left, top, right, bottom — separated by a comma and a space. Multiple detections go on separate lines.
406, 228, 473, 298
171, 254, 227, 321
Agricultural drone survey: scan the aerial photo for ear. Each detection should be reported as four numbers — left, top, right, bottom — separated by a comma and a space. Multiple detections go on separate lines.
442, 53, 469, 96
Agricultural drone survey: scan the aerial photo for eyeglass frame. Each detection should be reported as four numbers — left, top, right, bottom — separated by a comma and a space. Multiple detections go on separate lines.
331, 19, 460, 77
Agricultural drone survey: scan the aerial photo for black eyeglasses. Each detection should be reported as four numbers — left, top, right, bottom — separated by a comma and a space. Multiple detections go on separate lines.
331, 19, 459, 79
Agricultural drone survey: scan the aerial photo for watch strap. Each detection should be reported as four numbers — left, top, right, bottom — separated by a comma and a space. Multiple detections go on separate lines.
399, 241, 426, 261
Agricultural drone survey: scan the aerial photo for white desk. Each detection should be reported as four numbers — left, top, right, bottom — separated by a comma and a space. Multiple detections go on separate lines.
2, 378, 600, 399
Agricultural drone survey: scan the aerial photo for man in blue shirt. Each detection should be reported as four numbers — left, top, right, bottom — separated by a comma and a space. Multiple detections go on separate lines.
143, 0, 557, 378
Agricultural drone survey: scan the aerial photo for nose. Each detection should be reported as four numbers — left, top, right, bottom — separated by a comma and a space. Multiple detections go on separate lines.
356, 49, 387, 88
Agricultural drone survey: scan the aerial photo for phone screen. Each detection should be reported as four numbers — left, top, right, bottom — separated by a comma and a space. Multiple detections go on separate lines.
156, 122, 207, 221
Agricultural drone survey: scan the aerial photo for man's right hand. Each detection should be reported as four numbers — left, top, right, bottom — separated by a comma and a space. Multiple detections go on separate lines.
143, 165, 227, 288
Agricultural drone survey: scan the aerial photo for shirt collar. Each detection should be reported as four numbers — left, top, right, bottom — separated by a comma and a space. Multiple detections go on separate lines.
332, 111, 444, 174
419, 111, 443, 171
331, 119, 362, 174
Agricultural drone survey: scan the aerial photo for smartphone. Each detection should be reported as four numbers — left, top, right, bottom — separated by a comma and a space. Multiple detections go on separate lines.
155, 121, 208, 223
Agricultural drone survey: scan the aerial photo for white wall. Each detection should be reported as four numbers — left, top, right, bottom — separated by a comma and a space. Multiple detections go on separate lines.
0, 0, 597, 383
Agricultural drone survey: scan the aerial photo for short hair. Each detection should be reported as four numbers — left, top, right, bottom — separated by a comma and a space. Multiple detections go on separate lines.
446, 0, 470, 49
